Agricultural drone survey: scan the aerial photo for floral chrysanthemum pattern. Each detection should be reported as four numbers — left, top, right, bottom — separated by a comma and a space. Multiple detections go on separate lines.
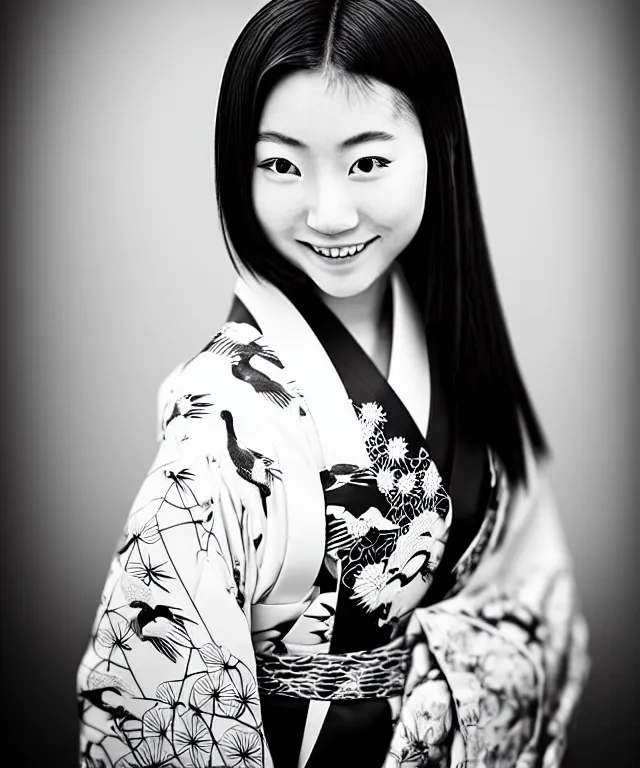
324, 401, 452, 627
78, 305, 589, 767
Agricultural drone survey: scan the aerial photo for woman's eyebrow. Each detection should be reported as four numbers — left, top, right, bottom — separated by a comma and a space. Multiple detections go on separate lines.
256, 130, 396, 149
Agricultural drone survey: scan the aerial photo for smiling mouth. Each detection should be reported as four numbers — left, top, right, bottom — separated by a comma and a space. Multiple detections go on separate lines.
301, 235, 379, 260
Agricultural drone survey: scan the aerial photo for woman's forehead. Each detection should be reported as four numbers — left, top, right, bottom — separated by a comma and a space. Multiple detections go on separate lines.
258, 70, 414, 146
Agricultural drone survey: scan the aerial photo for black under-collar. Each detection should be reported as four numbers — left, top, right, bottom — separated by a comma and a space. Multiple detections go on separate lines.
226, 278, 489, 590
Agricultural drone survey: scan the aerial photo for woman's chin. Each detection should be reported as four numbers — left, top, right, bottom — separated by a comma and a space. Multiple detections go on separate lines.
313, 279, 375, 301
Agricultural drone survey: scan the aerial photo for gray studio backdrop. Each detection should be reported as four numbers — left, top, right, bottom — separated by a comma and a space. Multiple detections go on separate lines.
3, 1, 637, 764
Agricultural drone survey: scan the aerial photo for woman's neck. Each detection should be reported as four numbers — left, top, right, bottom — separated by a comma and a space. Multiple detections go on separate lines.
317, 271, 393, 377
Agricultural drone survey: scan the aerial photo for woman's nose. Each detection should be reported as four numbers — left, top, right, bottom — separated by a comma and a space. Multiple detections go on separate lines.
306, 180, 359, 235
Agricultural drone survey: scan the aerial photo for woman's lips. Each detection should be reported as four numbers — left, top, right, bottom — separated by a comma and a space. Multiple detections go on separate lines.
301, 235, 379, 260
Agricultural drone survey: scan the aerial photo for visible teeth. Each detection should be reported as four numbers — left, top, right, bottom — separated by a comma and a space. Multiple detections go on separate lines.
310, 240, 370, 258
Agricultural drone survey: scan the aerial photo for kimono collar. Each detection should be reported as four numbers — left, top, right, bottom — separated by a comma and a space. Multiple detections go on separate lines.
234, 262, 430, 470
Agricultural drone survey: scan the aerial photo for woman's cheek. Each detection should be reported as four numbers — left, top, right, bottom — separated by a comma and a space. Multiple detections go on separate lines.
380, 167, 425, 215
258, 187, 301, 230
253, 195, 280, 233
389, 152, 428, 207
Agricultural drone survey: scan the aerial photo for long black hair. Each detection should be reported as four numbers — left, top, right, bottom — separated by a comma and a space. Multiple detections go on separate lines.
214, 0, 549, 487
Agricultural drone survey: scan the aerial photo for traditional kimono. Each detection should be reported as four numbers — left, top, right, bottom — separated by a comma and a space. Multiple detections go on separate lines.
76, 262, 589, 768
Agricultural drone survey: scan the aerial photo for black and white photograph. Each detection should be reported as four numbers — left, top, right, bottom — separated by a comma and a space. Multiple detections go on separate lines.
1, 2, 638, 766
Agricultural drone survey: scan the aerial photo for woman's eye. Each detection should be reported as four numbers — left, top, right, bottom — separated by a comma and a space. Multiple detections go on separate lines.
349, 157, 392, 175
257, 156, 391, 177
259, 158, 300, 176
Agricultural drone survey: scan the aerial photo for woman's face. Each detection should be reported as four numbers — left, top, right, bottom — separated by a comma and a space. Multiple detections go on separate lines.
252, 70, 428, 300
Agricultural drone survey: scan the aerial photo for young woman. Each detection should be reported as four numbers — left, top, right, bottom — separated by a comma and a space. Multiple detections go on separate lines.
77, 1, 589, 766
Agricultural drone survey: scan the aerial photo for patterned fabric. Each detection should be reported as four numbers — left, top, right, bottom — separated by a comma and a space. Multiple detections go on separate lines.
256, 641, 412, 701
321, 399, 452, 639
77, 344, 272, 768
76, 264, 589, 768
442, 449, 509, 601
383, 475, 591, 768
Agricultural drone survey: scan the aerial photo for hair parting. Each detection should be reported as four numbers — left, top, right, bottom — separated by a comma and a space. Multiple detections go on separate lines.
213, 0, 550, 486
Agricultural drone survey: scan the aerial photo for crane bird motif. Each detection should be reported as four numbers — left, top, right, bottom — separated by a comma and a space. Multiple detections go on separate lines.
121, 575, 196, 663
164, 393, 214, 429
320, 463, 371, 491
206, 330, 294, 409
384, 510, 448, 589
220, 409, 282, 517
77, 670, 138, 726
321, 464, 393, 521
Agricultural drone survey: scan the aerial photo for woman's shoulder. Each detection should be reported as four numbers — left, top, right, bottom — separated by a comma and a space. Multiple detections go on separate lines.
155, 319, 303, 441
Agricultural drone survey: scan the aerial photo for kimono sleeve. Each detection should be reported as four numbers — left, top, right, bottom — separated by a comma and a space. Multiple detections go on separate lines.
385, 439, 590, 768
76, 362, 271, 768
